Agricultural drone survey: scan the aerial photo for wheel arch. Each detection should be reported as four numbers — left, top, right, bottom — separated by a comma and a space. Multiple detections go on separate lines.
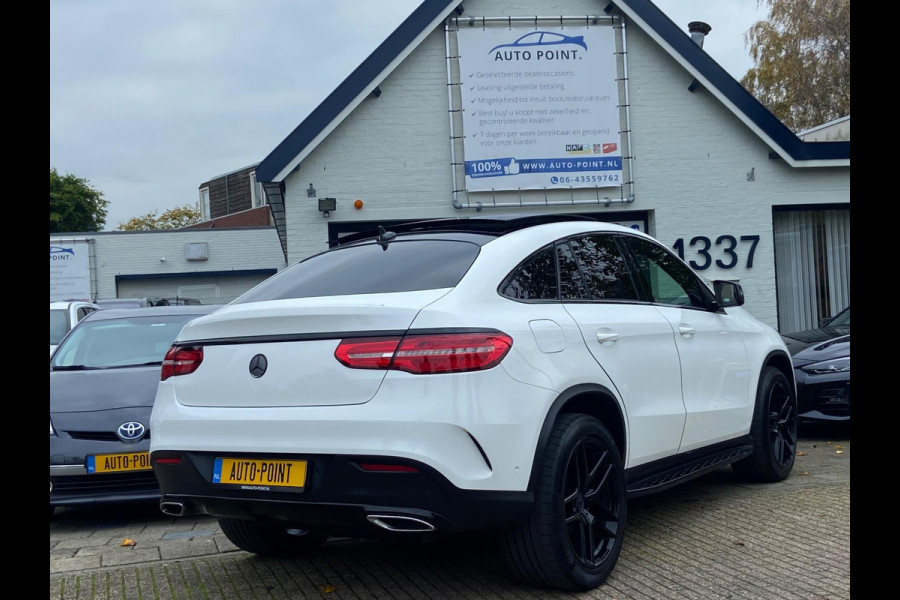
526, 383, 626, 491
762, 350, 796, 393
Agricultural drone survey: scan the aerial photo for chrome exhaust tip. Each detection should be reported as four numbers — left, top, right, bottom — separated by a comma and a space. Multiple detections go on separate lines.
367, 514, 436, 533
159, 501, 185, 517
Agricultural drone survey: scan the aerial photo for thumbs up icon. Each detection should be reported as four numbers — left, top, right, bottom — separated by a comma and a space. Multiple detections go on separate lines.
504, 159, 519, 175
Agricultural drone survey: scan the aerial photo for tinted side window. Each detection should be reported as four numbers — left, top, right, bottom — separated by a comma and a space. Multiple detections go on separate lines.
557, 242, 588, 300
623, 236, 711, 309
568, 235, 639, 301
500, 246, 558, 300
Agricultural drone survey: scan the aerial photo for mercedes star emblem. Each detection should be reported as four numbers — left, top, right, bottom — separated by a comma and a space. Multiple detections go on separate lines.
249, 354, 268, 378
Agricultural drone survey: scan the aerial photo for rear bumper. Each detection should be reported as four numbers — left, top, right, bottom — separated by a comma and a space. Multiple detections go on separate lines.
151, 450, 533, 538
150, 368, 556, 491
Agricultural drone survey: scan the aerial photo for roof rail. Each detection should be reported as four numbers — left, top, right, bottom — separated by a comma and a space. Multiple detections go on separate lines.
336, 213, 598, 246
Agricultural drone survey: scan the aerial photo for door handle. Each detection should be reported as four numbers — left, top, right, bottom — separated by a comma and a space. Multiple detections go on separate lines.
679, 325, 696, 338
596, 331, 620, 345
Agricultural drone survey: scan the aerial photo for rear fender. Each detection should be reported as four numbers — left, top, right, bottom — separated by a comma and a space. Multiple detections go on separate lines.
526, 384, 626, 491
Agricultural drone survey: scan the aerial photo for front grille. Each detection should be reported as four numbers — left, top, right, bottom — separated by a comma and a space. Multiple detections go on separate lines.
813, 385, 850, 417
67, 431, 152, 442
51, 471, 159, 494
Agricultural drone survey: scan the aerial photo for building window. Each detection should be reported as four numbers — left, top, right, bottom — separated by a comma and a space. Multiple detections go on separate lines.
250, 172, 267, 208
774, 207, 850, 333
199, 187, 210, 220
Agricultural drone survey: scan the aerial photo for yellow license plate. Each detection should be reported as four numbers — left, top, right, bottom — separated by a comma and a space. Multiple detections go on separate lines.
212, 458, 307, 489
87, 452, 152, 473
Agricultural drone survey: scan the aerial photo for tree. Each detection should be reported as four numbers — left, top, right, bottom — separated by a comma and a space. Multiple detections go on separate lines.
741, 0, 850, 132
50, 168, 109, 233
117, 204, 202, 231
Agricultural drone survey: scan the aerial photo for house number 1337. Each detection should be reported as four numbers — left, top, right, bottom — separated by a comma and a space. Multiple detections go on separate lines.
672, 235, 760, 270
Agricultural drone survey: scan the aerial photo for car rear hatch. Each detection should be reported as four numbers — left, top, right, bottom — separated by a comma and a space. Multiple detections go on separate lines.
166, 235, 487, 409
168, 290, 449, 408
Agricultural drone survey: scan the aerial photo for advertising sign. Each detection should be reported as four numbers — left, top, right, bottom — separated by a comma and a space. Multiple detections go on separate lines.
50, 239, 92, 301
457, 25, 622, 192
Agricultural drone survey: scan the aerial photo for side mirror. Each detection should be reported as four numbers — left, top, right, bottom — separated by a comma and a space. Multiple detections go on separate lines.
713, 280, 744, 308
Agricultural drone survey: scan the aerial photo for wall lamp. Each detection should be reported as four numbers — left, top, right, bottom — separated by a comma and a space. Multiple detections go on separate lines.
318, 197, 336, 218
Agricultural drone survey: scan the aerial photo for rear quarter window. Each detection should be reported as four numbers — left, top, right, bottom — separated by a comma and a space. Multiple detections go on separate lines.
234, 240, 481, 302
499, 245, 558, 300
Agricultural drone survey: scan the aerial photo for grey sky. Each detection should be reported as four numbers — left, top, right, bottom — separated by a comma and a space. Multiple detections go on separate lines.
50, 1, 766, 231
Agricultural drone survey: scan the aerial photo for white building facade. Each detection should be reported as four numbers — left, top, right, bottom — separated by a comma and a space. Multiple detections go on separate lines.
50, 227, 286, 305
255, 0, 849, 332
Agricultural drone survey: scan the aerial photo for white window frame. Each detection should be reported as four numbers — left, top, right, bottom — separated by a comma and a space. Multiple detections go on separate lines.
199, 187, 211, 220
250, 171, 266, 208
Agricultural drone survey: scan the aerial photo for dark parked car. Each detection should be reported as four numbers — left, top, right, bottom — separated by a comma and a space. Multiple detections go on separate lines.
780, 305, 849, 355
781, 306, 850, 423
50, 305, 219, 516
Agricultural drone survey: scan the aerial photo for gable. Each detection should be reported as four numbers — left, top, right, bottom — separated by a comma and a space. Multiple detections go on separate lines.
256, 0, 847, 190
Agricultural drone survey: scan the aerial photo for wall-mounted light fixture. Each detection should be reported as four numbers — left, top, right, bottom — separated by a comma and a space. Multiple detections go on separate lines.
307, 183, 316, 197
318, 197, 336, 218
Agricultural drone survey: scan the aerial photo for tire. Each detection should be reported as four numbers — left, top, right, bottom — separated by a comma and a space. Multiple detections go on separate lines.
502, 413, 626, 591
733, 366, 798, 482
218, 517, 328, 557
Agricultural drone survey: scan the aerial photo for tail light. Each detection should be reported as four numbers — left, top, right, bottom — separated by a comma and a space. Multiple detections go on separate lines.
161, 345, 204, 381
335, 332, 512, 374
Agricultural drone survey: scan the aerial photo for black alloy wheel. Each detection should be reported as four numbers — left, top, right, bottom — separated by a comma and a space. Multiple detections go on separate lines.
502, 413, 626, 591
766, 374, 797, 470
733, 366, 798, 482
562, 436, 621, 569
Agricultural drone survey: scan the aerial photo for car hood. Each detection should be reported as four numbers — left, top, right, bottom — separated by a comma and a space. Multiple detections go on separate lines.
50, 367, 162, 414
789, 335, 850, 368
781, 325, 850, 355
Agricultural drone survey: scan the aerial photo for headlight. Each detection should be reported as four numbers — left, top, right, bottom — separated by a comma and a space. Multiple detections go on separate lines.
50, 419, 55, 436
800, 356, 849, 374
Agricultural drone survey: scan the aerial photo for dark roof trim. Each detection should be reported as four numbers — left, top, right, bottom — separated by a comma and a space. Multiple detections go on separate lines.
255, 0, 461, 183
114, 268, 277, 281
610, 0, 848, 165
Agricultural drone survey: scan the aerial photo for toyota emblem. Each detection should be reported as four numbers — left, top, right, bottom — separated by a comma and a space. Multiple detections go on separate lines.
249, 354, 268, 378
117, 421, 146, 443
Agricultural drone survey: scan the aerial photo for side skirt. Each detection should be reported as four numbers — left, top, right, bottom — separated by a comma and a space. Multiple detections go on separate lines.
624, 436, 754, 498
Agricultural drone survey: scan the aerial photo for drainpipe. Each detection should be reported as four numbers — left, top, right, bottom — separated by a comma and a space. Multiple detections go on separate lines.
225, 173, 230, 214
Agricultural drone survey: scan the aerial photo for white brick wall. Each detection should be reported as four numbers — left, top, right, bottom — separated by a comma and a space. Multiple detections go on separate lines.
86, 227, 286, 301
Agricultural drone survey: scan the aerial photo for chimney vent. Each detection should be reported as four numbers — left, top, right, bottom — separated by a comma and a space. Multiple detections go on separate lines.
688, 21, 711, 48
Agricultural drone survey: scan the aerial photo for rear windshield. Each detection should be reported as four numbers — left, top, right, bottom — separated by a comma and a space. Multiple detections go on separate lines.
234, 239, 481, 303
